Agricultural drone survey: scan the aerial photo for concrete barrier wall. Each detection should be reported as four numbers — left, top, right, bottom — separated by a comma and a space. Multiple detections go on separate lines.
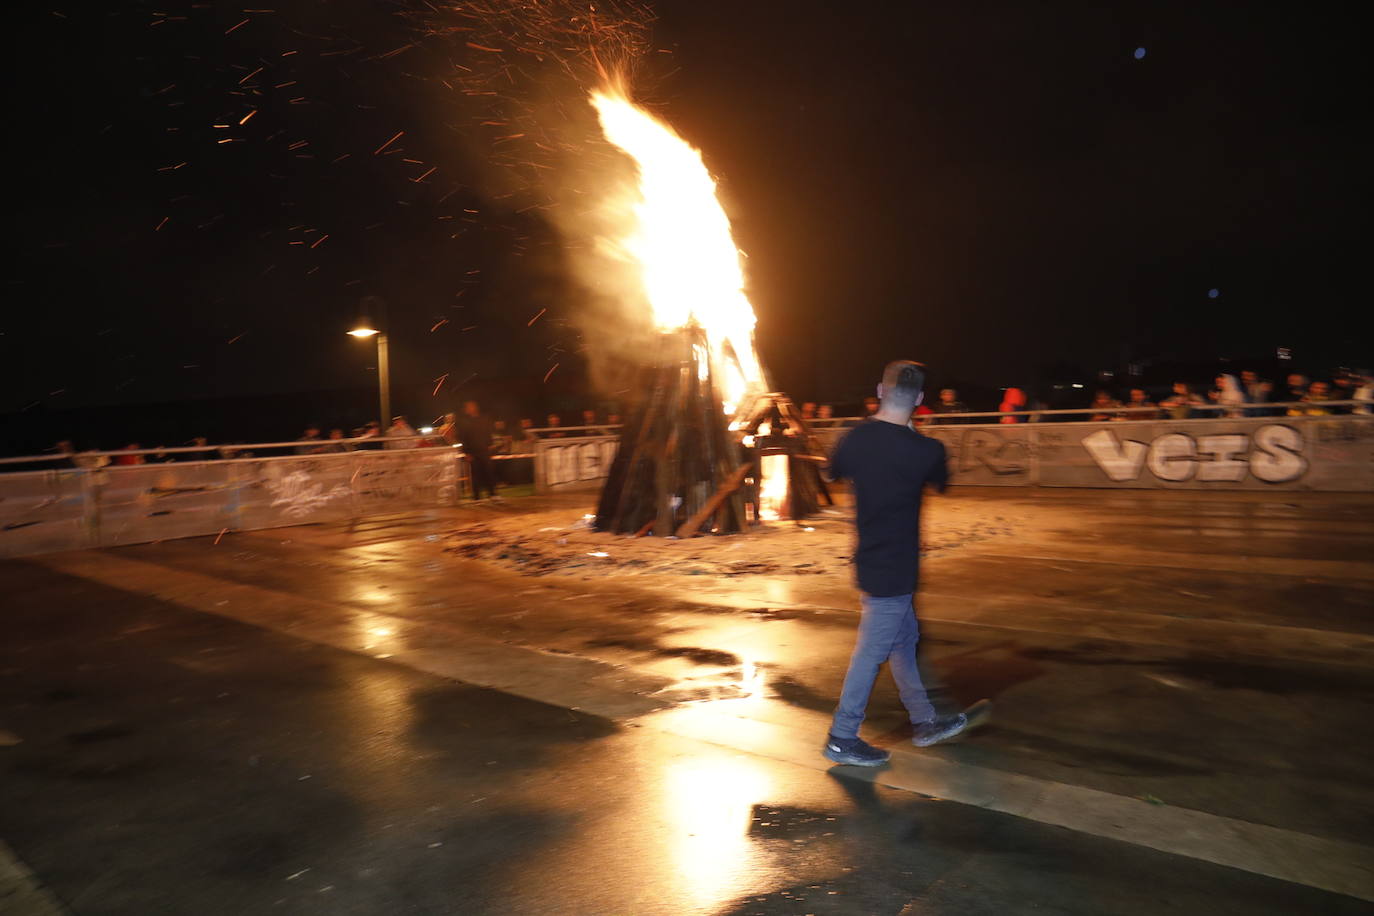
817, 416, 1374, 490
531, 416, 1371, 493
0, 450, 462, 558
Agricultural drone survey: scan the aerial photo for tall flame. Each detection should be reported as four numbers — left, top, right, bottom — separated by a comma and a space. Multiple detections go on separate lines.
590, 86, 764, 414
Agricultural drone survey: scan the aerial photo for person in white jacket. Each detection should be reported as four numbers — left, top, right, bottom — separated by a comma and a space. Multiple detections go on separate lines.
1210, 374, 1247, 418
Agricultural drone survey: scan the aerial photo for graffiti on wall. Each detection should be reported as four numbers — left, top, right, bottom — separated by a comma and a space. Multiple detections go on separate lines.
541, 439, 619, 489
953, 429, 1031, 476
266, 467, 351, 518
1082, 424, 1308, 484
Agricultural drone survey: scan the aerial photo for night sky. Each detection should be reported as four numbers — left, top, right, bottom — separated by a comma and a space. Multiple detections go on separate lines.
4, 0, 1366, 446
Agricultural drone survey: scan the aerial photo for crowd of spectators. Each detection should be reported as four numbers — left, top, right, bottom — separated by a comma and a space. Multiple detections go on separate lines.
24, 369, 1373, 470
796, 368, 1371, 426
34, 402, 627, 475
1064, 369, 1371, 423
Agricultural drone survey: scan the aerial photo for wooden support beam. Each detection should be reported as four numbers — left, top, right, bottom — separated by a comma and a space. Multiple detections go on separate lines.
675, 462, 751, 538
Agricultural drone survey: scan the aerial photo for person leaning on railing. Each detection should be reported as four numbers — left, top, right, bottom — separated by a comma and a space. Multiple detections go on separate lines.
1088, 389, 1120, 422
1159, 382, 1204, 420
1119, 388, 1158, 420
1208, 374, 1247, 418
1355, 372, 1374, 415
1291, 380, 1336, 416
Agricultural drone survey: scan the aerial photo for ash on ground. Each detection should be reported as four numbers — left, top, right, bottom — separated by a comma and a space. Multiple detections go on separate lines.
442, 494, 1024, 581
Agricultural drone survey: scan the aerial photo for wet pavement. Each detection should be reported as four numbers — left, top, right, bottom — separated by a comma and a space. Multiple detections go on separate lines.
2, 487, 1373, 913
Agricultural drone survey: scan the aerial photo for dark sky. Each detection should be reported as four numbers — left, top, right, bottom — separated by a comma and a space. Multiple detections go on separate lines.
4, 0, 1366, 426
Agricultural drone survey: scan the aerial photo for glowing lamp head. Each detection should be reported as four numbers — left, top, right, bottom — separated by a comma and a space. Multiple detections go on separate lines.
348, 326, 379, 338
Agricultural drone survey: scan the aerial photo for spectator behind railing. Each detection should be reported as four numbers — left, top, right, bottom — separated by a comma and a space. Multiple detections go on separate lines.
114, 443, 145, 466
1331, 371, 1359, 410
295, 425, 326, 455
932, 388, 970, 424
1282, 373, 1309, 405
1355, 372, 1373, 415
1240, 370, 1274, 417
1208, 374, 1246, 418
385, 415, 418, 449
354, 420, 383, 449
999, 388, 1028, 423
1159, 382, 1204, 420
1088, 390, 1120, 422
323, 428, 351, 453
1121, 388, 1158, 420
514, 417, 536, 447
1292, 381, 1336, 417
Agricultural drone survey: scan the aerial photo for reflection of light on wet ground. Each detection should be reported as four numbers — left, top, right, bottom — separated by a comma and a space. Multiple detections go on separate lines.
738, 658, 765, 699
653, 653, 769, 706
666, 755, 773, 909
354, 613, 403, 654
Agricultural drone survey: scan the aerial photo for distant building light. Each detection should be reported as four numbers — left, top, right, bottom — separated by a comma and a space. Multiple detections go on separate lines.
1277, 347, 1292, 360
1071, 383, 1085, 389
1133, 47, 1147, 60
1208, 288, 1220, 298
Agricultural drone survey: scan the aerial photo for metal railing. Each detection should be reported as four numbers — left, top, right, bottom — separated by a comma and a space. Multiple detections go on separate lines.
0, 434, 449, 469
804, 400, 1368, 426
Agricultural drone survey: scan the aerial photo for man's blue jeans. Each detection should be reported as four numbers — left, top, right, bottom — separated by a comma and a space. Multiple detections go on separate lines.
830, 592, 937, 740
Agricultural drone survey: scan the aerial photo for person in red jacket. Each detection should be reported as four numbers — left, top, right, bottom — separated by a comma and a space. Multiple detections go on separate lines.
999, 388, 1028, 423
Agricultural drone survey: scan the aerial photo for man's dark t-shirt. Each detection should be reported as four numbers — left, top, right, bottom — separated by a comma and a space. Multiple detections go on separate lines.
828, 418, 949, 597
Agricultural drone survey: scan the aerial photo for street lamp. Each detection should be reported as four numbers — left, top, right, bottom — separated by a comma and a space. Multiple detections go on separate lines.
349, 298, 391, 429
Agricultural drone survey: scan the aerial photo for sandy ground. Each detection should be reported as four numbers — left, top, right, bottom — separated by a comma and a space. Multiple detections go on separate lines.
441, 490, 1027, 584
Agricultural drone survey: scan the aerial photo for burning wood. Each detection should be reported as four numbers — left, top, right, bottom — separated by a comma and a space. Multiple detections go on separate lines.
594, 327, 749, 535
587, 84, 829, 536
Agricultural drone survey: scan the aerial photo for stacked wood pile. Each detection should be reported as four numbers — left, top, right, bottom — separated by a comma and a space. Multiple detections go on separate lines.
594, 327, 750, 536
593, 326, 831, 537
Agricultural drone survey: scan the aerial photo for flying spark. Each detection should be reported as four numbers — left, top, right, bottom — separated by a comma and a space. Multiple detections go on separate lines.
374, 131, 404, 155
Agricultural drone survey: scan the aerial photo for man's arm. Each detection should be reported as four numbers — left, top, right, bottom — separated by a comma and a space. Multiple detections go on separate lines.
927, 440, 949, 494
825, 432, 852, 483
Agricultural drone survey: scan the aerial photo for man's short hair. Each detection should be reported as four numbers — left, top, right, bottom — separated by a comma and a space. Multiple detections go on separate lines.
881, 360, 926, 407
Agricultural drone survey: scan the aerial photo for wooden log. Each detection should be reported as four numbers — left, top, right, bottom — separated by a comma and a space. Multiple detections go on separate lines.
675, 462, 751, 538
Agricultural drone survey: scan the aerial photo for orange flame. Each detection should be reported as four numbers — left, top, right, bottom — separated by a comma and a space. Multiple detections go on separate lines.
590, 85, 764, 414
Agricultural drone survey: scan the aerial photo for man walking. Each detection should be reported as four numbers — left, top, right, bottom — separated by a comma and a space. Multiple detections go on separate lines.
823, 360, 978, 767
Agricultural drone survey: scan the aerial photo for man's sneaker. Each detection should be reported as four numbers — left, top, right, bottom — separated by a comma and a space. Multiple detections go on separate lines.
822, 735, 890, 767
913, 713, 969, 747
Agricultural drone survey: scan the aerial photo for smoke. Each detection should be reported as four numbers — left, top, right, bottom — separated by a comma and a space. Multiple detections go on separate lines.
407, 0, 671, 395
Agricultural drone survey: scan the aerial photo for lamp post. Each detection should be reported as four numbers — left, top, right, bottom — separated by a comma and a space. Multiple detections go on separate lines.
348, 298, 391, 428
